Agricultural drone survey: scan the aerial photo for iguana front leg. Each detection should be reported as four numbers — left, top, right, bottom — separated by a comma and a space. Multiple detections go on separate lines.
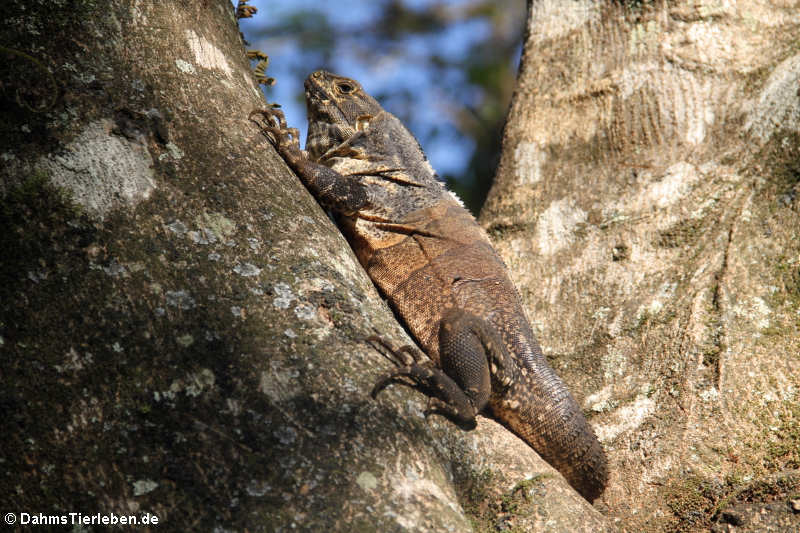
250, 108, 368, 215
372, 308, 518, 429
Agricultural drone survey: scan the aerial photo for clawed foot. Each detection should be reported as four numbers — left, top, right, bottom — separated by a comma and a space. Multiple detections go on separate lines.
367, 335, 428, 397
367, 335, 424, 366
366, 336, 477, 428
249, 108, 302, 153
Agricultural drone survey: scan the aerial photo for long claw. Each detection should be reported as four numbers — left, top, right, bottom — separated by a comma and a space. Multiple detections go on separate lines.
371, 372, 406, 399
250, 108, 302, 152
248, 107, 286, 128
366, 336, 424, 367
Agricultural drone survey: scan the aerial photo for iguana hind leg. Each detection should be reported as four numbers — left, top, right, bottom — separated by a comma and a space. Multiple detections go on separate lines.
439, 307, 518, 394
369, 337, 479, 429
369, 308, 518, 430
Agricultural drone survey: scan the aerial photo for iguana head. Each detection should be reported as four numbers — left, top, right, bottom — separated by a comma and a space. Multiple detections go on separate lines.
304, 70, 383, 160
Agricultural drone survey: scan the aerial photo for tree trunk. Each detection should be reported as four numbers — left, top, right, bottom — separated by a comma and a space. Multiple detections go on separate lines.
482, 0, 800, 530
5, 1, 797, 531
1, 2, 609, 532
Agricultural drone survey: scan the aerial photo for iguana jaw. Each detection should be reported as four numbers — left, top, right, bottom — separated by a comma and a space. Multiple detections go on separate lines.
304, 70, 382, 160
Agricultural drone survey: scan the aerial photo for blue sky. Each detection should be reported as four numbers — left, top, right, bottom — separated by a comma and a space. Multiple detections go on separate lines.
236, 0, 495, 178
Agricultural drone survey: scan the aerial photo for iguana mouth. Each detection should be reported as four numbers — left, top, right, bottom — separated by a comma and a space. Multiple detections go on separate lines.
303, 71, 361, 159
303, 70, 332, 107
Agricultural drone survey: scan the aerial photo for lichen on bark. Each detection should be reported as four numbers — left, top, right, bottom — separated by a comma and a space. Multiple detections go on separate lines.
482, 1, 800, 531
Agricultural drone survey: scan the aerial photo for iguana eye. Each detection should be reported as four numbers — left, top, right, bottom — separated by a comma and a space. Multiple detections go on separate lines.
337, 82, 355, 94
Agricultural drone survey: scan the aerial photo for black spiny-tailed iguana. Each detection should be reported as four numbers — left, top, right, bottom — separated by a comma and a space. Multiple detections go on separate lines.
250, 70, 608, 502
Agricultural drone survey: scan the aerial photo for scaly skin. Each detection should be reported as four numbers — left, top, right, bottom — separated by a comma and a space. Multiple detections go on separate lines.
250, 70, 608, 501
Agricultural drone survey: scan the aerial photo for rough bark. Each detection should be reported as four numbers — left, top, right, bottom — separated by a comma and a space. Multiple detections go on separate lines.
1, 1, 611, 532
482, 1, 800, 531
